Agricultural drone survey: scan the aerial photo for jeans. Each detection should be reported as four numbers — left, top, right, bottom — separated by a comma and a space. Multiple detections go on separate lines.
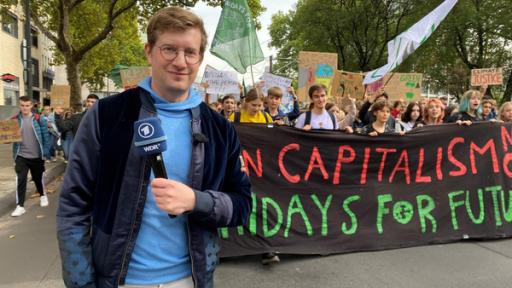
61, 133, 74, 160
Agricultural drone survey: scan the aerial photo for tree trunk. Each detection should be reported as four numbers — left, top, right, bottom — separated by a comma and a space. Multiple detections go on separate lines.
65, 58, 83, 111
504, 69, 512, 102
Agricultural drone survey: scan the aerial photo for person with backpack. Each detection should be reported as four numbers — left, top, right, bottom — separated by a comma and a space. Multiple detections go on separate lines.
10, 96, 51, 217
264, 86, 300, 125
228, 88, 272, 124
294, 84, 338, 130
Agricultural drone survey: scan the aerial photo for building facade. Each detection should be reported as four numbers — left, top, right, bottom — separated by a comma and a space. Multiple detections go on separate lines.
0, 5, 56, 106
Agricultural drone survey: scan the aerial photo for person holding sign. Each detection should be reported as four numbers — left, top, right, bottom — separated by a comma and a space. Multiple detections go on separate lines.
229, 88, 272, 123
56, 7, 251, 288
264, 86, 300, 125
294, 84, 338, 131
10, 96, 51, 217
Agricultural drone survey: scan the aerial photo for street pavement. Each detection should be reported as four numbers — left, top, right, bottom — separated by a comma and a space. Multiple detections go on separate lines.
1, 177, 512, 288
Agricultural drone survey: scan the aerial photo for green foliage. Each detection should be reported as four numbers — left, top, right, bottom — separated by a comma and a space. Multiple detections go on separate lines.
1, 0, 265, 96
269, 0, 512, 100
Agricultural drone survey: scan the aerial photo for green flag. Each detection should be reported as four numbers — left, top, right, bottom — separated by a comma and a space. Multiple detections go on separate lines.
210, 0, 264, 74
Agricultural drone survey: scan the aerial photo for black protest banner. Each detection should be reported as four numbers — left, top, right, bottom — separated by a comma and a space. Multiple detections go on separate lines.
220, 123, 512, 257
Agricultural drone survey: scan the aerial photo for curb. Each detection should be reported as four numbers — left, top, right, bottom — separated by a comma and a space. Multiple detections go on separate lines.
0, 162, 66, 217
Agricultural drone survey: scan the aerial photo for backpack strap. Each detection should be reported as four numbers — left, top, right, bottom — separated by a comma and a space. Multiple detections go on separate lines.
327, 111, 336, 130
263, 112, 270, 124
304, 111, 312, 126
234, 111, 241, 123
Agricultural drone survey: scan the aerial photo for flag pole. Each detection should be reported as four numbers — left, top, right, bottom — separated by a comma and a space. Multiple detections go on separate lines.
248, 27, 256, 87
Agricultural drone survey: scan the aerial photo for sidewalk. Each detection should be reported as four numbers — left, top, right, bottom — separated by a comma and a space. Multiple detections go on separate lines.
0, 179, 511, 287
0, 144, 66, 217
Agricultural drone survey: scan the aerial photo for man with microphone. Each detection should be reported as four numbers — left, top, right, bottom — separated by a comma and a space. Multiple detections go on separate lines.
57, 7, 251, 288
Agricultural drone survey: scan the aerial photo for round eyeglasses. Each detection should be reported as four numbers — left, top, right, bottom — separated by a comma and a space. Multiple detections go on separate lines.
157, 45, 202, 65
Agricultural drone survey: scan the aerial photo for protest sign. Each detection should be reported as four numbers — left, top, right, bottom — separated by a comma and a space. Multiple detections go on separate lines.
262, 73, 295, 113
471, 68, 503, 86
331, 71, 365, 100
384, 73, 423, 101
298, 51, 338, 102
262, 73, 292, 96
50, 85, 71, 108
191, 82, 208, 102
220, 123, 512, 257
203, 66, 239, 95
0, 119, 21, 144
120, 67, 151, 90
365, 78, 384, 96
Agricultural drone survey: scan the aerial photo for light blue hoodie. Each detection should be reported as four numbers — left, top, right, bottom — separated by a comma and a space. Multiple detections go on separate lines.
125, 77, 202, 285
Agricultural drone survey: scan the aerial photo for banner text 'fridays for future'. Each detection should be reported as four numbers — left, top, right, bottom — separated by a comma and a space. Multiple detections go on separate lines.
220, 123, 512, 257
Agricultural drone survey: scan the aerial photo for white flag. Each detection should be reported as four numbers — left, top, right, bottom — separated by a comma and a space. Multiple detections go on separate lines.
363, 0, 458, 85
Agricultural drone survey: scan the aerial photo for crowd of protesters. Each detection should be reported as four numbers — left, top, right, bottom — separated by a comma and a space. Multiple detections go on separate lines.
203, 82, 510, 138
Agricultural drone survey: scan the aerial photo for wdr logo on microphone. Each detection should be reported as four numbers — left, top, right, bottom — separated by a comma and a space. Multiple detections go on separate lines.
143, 143, 161, 152
138, 123, 154, 139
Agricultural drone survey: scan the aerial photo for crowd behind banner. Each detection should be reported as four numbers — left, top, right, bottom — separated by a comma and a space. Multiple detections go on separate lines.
202, 79, 511, 134
198, 73, 512, 264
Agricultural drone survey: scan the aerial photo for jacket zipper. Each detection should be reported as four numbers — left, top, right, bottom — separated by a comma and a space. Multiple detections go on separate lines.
187, 222, 197, 287
117, 159, 148, 286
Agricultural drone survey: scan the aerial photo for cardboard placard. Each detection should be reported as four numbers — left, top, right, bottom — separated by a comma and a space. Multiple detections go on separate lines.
365, 78, 384, 96
331, 71, 365, 100
50, 85, 71, 108
202, 65, 239, 95
262, 73, 295, 113
298, 51, 338, 102
0, 119, 21, 144
262, 73, 292, 96
471, 68, 503, 86
120, 67, 151, 90
384, 73, 423, 102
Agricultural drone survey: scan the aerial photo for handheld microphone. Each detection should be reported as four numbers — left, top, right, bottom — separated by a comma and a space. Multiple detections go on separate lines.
134, 118, 177, 218
134, 117, 168, 179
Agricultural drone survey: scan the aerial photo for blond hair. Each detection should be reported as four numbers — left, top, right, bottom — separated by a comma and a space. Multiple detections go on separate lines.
499, 102, 512, 122
147, 7, 208, 55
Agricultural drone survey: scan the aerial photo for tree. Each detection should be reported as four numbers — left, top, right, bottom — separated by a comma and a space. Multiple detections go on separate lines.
269, 0, 427, 78
269, 0, 512, 101
402, 0, 512, 100
1, 0, 265, 108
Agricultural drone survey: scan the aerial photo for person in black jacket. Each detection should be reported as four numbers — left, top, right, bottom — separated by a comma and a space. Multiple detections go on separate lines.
56, 94, 99, 137
448, 89, 483, 125
56, 7, 251, 288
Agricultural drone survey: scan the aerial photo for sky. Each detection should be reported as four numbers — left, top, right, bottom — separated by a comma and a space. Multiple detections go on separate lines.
191, 0, 297, 85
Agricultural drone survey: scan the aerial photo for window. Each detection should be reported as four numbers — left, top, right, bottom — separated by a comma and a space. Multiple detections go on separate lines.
43, 76, 53, 91
31, 28, 38, 48
32, 58, 40, 88
4, 89, 19, 106
1, 13, 18, 38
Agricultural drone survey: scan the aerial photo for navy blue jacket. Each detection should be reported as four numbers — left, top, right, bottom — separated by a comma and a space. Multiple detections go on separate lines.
56, 88, 252, 288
